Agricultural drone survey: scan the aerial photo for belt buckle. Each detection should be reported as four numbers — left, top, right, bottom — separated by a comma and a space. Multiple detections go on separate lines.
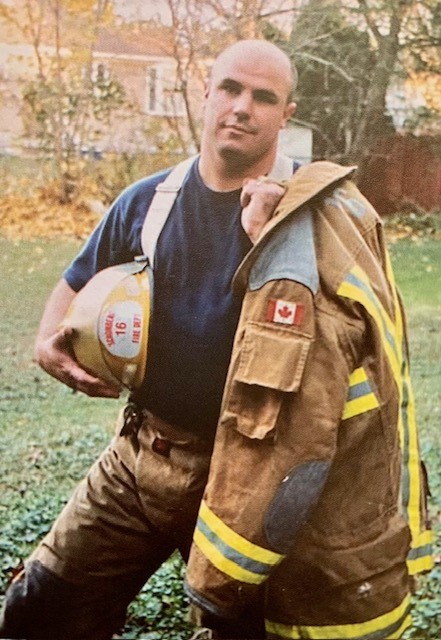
120, 402, 144, 436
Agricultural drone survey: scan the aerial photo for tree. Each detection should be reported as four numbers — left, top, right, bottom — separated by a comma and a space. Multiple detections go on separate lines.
346, 0, 410, 164
280, 0, 379, 161
0, 0, 127, 202
266, 0, 441, 166
400, 0, 441, 133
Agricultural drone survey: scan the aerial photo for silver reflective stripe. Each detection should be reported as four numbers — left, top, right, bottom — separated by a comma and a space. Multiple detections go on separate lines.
141, 155, 197, 265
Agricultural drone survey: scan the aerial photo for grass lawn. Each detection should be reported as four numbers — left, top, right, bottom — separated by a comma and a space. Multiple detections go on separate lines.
0, 235, 440, 638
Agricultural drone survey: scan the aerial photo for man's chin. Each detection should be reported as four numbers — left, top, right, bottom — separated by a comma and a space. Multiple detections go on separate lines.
218, 145, 259, 169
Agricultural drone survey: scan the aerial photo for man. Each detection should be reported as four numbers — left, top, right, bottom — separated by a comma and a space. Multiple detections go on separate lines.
0, 39, 432, 640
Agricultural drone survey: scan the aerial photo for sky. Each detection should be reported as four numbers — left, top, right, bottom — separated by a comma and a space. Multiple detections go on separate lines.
114, 0, 172, 24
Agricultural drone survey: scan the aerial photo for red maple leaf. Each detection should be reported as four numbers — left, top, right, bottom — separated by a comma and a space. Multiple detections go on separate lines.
278, 305, 292, 319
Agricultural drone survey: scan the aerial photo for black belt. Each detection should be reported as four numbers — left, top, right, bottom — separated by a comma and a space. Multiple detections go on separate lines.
120, 402, 172, 457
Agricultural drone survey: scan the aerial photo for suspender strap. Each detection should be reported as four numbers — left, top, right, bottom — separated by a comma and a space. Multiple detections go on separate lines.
268, 152, 294, 181
140, 152, 294, 265
141, 155, 197, 265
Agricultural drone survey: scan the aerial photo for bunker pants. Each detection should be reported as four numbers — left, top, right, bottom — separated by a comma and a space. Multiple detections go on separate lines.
0, 410, 241, 639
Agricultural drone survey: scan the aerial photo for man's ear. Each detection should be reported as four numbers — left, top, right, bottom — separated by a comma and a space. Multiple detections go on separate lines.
281, 102, 297, 129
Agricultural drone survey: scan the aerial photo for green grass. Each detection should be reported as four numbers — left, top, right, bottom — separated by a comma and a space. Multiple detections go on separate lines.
389, 239, 441, 638
0, 236, 440, 638
390, 239, 441, 309
0, 238, 119, 580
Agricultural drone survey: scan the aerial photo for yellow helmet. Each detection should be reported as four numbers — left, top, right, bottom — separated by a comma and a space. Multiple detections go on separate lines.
62, 259, 152, 389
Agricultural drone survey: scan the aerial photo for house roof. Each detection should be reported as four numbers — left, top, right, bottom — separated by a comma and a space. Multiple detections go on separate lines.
94, 27, 175, 59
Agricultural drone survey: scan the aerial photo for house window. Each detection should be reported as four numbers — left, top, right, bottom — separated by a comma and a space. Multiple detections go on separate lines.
149, 67, 157, 112
91, 62, 110, 82
145, 64, 185, 117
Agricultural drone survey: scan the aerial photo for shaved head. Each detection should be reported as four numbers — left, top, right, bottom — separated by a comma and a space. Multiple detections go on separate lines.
210, 39, 297, 104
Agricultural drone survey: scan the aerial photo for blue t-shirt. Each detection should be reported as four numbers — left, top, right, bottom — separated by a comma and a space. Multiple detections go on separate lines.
64, 159, 252, 435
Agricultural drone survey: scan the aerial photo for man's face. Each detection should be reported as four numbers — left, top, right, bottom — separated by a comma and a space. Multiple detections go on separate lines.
203, 52, 296, 167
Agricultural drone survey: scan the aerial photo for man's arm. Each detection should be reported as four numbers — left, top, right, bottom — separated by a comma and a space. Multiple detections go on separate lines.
34, 278, 120, 398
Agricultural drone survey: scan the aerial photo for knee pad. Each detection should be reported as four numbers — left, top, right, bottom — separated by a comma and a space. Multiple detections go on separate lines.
0, 560, 75, 638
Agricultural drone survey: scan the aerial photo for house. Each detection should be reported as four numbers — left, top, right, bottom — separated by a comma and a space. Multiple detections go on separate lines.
89, 26, 197, 153
0, 19, 204, 155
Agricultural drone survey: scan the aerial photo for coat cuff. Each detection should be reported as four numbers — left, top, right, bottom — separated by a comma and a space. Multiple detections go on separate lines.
185, 582, 240, 620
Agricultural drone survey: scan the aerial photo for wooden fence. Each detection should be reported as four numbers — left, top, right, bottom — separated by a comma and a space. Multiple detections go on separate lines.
357, 135, 441, 216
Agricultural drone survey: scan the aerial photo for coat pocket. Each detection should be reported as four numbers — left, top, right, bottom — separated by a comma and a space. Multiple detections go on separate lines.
224, 322, 312, 440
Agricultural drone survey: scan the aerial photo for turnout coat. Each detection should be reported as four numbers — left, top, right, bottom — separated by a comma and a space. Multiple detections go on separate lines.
185, 162, 433, 640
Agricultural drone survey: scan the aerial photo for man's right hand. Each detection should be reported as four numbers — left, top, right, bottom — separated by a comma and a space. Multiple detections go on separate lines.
34, 325, 121, 398
33, 278, 121, 398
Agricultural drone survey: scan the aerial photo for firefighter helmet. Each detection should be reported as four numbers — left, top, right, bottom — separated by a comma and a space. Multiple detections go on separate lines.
62, 259, 152, 389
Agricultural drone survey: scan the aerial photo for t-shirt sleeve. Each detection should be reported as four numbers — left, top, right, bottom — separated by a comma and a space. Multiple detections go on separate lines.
63, 170, 170, 292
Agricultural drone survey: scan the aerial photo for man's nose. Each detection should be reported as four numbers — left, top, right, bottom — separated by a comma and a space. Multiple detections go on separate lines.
232, 90, 252, 118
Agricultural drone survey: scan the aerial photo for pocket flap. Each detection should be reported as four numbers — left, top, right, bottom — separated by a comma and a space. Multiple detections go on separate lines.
235, 322, 312, 392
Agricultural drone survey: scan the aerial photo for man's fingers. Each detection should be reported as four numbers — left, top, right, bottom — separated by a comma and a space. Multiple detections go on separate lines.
240, 176, 285, 208
63, 359, 121, 398
42, 327, 121, 398
63, 368, 121, 398
240, 176, 287, 243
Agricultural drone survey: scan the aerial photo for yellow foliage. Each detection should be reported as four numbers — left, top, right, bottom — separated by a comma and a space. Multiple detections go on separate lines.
0, 181, 102, 240
408, 71, 441, 113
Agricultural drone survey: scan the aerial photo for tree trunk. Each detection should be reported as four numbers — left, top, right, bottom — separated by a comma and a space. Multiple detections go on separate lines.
349, 5, 402, 167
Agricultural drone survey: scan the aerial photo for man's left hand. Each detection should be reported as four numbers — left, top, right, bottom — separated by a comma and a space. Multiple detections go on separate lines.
240, 177, 286, 244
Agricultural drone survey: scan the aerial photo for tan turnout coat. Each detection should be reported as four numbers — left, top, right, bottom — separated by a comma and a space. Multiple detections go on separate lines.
185, 162, 433, 640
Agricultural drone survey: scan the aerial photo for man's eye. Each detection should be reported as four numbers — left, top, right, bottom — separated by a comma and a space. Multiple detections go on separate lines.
220, 81, 241, 95
253, 90, 278, 104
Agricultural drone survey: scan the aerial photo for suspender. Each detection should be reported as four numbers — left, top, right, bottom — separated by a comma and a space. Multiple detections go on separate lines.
267, 152, 294, 182
141, 155, 197, 265
140, 153, 294, 265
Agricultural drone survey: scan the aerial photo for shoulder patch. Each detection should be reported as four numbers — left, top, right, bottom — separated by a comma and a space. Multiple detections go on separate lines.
249, 207, 319, 294
266, 299, 304, 326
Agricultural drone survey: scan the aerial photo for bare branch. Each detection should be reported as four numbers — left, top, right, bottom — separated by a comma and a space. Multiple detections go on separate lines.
297, 52, 355, 82
356, 0, 382, 43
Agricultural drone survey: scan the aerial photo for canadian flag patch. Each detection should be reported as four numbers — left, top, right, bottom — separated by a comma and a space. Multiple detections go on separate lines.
267, 299, 304, 326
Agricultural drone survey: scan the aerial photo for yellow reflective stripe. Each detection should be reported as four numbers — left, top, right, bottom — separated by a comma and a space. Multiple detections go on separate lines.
193, 528, 265, 584
342, 367, 379, 420
337, 268, 401, 384
408, 554, 434, 575
387, 615, 413, 639
385, 249, 418, 533
337, 270, 404, 449
384, 251, 403, 353
407, 529, 435, 575
384, 250, 426, 557
349, 366, 368, 385
265, 620, 301, 639
337, 266, 429, 550
402, 359, 423, 546
342, 393, 379, 420
265, 594, 411, 639
199, 500, 284, 567
414, 529, 434, 547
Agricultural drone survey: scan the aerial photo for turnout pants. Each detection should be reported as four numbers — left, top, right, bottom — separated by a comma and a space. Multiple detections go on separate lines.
0, 410, 218, 640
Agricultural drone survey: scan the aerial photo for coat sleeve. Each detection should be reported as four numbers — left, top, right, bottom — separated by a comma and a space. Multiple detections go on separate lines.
185, 276, 364, 619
